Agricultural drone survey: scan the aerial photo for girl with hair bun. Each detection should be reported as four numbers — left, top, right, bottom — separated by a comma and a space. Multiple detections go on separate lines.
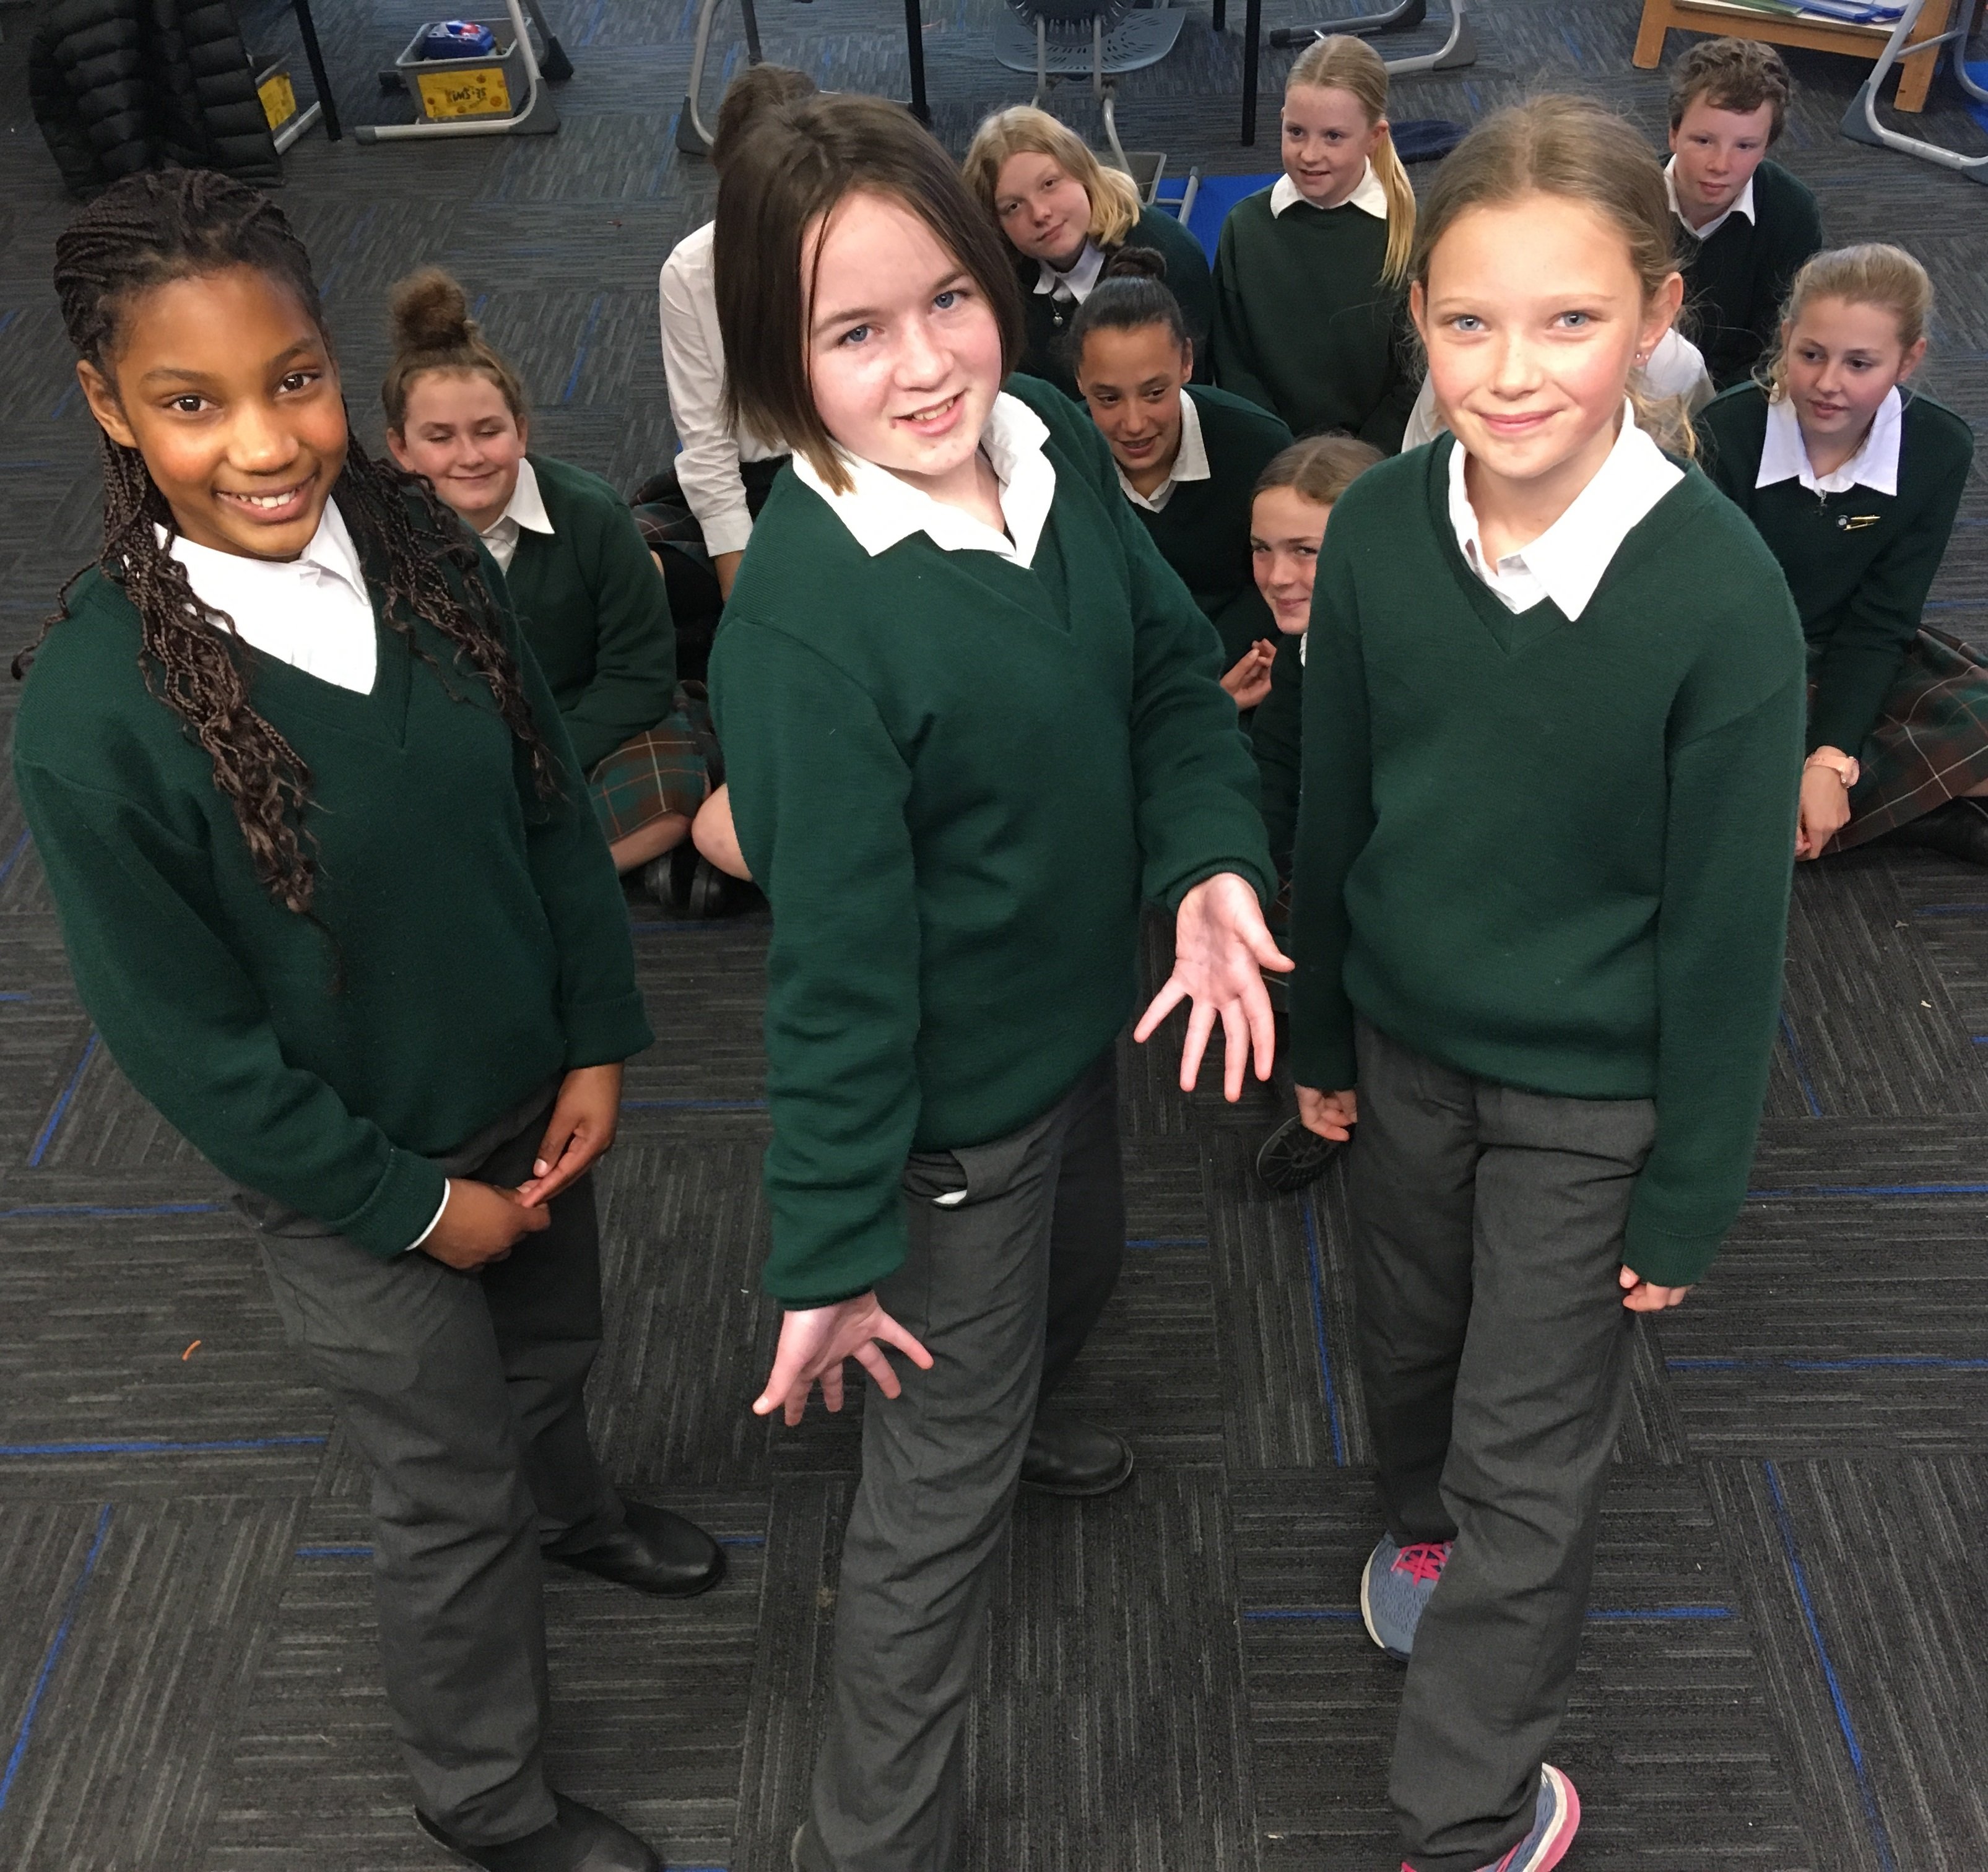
15, 170, 719, 1872
962, 103, 1213, 399
1698, 243, 1984, 864
384, 266, 719, 903
1211, 33, 1420, 449
1289, 97, 1804, 1871
1069, 246, 1293, 707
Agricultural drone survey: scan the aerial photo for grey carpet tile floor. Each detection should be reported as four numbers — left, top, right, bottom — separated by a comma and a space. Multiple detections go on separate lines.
6, 0, 1988, 1866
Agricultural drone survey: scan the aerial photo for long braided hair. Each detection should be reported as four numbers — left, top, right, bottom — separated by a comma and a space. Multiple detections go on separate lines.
26, 168, 559, 917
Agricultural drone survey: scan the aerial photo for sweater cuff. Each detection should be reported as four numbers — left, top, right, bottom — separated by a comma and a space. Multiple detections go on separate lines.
341, 1149, 452, 1262
699, 508, 755, 558
1620, 1211, 1729, 1290
562, 992, 655, 1068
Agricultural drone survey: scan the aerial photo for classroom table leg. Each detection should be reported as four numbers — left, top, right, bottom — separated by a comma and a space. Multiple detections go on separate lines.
291, 0, 342, 139
905, 0, 929, 121
1631, 0, 1673, 70
1241, 0, 1260, 144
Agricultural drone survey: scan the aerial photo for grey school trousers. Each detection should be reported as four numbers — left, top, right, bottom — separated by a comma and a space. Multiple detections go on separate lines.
256, 1095, 624, 1847
804, 1049, 1122, 1872
1348, 1020, 1656, 1872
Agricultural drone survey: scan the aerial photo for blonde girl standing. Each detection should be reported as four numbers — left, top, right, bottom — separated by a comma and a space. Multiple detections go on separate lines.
1210, 35, 1418, 448
1698, 245, 1983, 864
1290, 99, 1804, 1871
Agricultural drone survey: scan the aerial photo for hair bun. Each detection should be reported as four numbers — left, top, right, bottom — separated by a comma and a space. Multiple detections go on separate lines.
1103, 244, 1168, 284
390, 267, 475, 351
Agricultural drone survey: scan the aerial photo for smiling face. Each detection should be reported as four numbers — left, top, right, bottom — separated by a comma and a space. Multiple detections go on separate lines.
1667, 98, 1774, 232
804, 189, 1006, 500
1781, 294, 1924, 458
991, 150, 1095, 269
1281, 84, 1385, 209
1412, 192, 1680, 520
77, 264, 347, 560
1075, 321, 1192, 494
388, 368, 528, 533
1250, 485, 1332, 634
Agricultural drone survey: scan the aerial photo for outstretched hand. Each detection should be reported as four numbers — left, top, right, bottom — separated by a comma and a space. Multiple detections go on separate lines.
753, 1293, 935, 1426
1134, 872, 1292, 1100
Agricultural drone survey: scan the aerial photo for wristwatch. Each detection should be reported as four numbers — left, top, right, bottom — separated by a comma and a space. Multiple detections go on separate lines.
1804, 748, 1861, 790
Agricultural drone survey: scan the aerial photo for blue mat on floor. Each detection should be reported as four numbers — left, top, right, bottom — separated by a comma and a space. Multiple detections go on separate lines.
1185, 173, 1277, 261
1967, 59, 1988, 134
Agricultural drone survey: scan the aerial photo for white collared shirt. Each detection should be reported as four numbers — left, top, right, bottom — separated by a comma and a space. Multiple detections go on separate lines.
793, 392, 1057, 569
1117, 390, 1211, 514
658, 219, 787, 558
1447, 401, 1683, 621
1665, 155, 1757, 245
163, 499, 376, 694
477, 456, 557, 573
1758, 386, 1903, 498
1270, 160, 1389, 221
1033, 238, 1109, 306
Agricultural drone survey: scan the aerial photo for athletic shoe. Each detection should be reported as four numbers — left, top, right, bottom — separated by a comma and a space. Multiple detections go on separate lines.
1481, 1762, 1581, 1872
1360, 1533, 1452, 1661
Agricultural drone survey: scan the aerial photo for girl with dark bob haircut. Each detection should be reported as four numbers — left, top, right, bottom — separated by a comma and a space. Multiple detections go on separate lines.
710, 90, 1283, 1871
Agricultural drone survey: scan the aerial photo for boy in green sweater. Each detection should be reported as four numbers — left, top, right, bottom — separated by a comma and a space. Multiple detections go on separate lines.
21, 173, 718, 1872
1665, 37, 1825, 390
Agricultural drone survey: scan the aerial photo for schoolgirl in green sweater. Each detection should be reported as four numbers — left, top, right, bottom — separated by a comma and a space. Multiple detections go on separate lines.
1211, 33, 1420, 449
963, 103, 1213, 402
1290, 100, 1802, 1872
382, 268, 720, 903
15, 171, 711, 1872
1066, 246, 1293, 703
710, 93, 1277, 1872
1698, 245, 1983, 865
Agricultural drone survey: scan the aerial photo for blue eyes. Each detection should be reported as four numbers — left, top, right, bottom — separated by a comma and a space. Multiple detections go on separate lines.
934, 290, 958, 311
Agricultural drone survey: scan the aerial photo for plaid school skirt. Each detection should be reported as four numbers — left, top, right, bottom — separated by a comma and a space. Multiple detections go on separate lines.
1830, 626, 1988, 852
587, 686, 712, 844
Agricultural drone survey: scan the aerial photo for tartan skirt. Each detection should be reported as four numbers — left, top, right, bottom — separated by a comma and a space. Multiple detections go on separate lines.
587, 687, 711, 843
1831, 626, 1988, 851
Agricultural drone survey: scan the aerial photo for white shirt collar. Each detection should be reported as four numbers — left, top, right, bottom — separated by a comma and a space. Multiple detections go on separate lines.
1447, 402, 1683, 622
1664, 156, 1757, 243
1757, 386, 1903, 498
165, 496, 367, 602
793, 391, 1057, 568
477, 456, 556, 571
1033, 239, 1108, 303
1118, 389, 1211, 513
1271, 160, 1389, 221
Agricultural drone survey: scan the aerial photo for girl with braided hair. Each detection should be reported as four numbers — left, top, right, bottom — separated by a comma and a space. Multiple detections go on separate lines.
14, 168, 718, 1872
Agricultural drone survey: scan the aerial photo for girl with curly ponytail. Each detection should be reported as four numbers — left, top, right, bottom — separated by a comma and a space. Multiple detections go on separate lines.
14, 168, 712, 1868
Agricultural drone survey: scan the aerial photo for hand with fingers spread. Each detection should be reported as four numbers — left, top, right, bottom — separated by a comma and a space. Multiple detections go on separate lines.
1133, 872, 1292, 1100
753, 1293, 935, 1426
1619, 1267, 1692, 1312
1296, 1085, 1358, 1142
516, 1063, 623, 1208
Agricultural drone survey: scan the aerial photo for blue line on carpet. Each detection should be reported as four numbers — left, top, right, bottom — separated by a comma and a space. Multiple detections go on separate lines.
0, 992, 30, 1002
1779, 1010, 1824, 1117
1300, 1194, 1348, 1467
0, 1202, 227, 1220
0, 1504, 112, 1814
621, 1098, 768, 1111
0, 828, 31, 885
561, 295, 605, 404
718, 1535, 766, 1546
29, 1031, 100, 1168
1671, 1355, 1988, 1371
1763, 1462, 1897, 1872
51, 381, 77, 421
677, 0, 698, 32
1916, 903, 1988, 914
297, 1545, 373, 1559
0, 310, 19, 336
0, 1436, 327, 1457
1747, 1181, 1988, 1198
1244, 1605, 1732, 1621
1125, 1235, 1208, 1249
579, 0, 609, 45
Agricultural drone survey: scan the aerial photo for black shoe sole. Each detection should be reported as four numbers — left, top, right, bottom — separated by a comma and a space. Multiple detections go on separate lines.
1018, 1447, 1136, 1498
1254, 1114, 1343, 1193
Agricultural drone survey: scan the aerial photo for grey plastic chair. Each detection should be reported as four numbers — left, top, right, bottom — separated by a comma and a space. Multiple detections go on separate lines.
1838, 0, 1988, 184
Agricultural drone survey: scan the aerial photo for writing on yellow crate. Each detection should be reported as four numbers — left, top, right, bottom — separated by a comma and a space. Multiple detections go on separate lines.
416, 64, 513, 119
258, 71, 298, 130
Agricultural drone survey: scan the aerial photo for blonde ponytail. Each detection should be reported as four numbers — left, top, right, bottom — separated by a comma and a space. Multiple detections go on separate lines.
1287, 34, 1415, 287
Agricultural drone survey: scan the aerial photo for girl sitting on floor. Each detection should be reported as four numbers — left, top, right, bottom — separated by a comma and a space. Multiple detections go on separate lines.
963, 104, 1213, 402
383, 268, 724, 902
1210, 33, 1419, 449
1697, 244, 1982, 865
1069, 246, 1294, 709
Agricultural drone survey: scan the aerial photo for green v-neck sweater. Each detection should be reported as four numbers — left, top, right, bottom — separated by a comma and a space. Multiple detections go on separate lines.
1697, 382, 1975, 756
1210, 187, 1416, 450
1678, 159, 1824, 391
1017, 204, 1216, 401
711, 373, 1274, 1306
13, 530, 651, 1260
1289, 435, 1805, 1286
501, 452, 678, 773
1134, 384, 1293, 663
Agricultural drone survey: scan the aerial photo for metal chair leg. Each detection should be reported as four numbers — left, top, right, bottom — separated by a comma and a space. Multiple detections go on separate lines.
1381, 0, 1472, 74
1838, 0, 1988, 181
1270, 0, 1423, 53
